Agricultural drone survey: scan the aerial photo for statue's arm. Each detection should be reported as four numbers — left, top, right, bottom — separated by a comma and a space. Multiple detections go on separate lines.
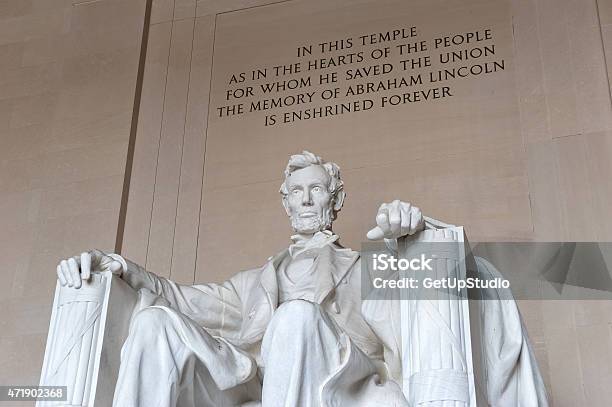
55, 249, 244, 336
57, 253, 244, 337
113, 255, 244, 335
110, 255, 158, 292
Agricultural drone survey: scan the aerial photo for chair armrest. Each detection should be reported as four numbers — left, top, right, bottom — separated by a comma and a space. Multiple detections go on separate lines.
38, 272, 138, 407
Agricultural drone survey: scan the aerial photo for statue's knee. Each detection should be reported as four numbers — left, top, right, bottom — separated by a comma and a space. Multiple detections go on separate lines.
263, 301, 327, 356
131, 306, 172, 334
273, 300, 321, 327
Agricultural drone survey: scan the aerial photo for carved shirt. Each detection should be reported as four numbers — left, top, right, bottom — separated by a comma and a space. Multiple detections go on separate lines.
278, 230, 339, 303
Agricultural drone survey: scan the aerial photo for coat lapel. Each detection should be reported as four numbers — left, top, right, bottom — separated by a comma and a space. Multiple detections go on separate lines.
239, 249, 286, 344
314, 245, 359, 304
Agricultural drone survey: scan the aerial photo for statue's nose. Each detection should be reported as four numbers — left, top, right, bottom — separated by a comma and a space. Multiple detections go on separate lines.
302, 190, 313, 205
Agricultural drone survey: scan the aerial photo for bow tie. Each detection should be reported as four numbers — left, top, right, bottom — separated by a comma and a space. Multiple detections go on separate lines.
289, 230, 339, 259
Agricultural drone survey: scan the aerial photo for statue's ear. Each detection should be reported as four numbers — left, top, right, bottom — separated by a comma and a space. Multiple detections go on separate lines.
333, 190, 346, 212
282, 195, 291, 216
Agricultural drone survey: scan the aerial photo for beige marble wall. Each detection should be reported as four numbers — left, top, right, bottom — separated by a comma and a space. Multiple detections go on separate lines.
0, 0, 147, 400
122, 0, 612, 405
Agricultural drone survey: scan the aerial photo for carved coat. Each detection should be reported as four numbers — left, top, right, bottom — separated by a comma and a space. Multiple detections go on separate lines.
122, 239, 548, 406
123, 243, 410, 406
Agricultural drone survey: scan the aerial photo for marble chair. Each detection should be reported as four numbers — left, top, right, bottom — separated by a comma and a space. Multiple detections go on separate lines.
38, 226, 544, 406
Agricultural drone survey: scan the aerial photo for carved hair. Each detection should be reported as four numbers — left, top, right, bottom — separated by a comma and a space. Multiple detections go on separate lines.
279, 150, 346, 218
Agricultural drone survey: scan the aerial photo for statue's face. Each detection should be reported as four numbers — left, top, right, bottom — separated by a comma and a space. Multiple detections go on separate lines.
283, 165, 334, 234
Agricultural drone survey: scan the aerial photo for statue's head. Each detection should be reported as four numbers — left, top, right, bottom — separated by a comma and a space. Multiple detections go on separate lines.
279, 151, 346, 234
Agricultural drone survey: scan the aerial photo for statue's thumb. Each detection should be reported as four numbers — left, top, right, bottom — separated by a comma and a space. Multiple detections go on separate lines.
366, 226, 385, 241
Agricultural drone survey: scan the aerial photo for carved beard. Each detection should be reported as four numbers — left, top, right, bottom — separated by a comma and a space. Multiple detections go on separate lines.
290, 205, 334, 234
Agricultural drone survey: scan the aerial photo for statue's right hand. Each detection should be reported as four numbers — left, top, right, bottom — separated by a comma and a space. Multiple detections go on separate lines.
56, 249, 123, 289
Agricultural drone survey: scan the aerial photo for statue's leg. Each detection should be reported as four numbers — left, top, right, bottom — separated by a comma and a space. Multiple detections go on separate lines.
113, 306, 260, 407
260, 300, 344, 407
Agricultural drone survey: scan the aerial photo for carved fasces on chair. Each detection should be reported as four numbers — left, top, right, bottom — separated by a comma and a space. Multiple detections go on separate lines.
38, 272, 137, 407
398, 227, 476, 407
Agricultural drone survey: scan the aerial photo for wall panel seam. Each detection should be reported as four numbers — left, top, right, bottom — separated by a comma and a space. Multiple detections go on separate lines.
145, 2, 177, 268
193, 13, 217, 282
169, 17, 197, 279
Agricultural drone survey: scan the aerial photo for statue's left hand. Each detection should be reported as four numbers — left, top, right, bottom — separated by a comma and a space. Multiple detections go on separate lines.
366, 200, 424, 240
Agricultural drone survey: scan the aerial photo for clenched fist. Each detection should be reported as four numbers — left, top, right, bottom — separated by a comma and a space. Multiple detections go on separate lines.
56, 249, 124, 289
366, 200, 424, 241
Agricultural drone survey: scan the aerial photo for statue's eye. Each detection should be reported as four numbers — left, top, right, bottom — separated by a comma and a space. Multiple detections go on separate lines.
292, 189, 301, 195
312, 186, 321, 193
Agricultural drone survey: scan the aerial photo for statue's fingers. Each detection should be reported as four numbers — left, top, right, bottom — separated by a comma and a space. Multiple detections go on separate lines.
400, 201, 412, 213
57, 265, 67, 286
400, 202, 415, 233
400, 204, 411, 236
376, 210, 391, 236
388, 203, 401, 235
80, 252, 91, 281
410, 206, 422, 233
60, 260, 74, 287
367, 226, 385, 240
68, 257, 81, 288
